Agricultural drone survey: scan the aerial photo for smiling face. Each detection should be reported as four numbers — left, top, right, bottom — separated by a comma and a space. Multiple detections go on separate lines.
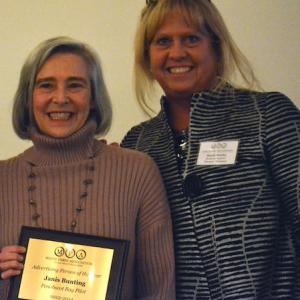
32, 53, 92, 138
149, 10, 218, 101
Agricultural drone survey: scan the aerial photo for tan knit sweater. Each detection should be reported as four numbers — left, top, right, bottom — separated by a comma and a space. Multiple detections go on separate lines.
0, 120, 175, 299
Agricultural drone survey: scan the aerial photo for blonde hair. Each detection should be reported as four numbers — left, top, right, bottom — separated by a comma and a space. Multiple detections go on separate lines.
134, 0, 260, 114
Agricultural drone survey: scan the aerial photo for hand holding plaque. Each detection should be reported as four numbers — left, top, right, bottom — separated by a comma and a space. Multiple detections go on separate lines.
0, 246, 26, 280
8, 227, 129, 300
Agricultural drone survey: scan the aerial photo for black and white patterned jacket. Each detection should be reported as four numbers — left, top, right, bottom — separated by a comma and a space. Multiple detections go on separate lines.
121, 86, 300, 300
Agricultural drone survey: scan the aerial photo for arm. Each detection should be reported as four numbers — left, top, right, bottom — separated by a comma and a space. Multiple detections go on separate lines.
264, 93, 300, 292
135, 156, 175, 299
265, 93, 300, 245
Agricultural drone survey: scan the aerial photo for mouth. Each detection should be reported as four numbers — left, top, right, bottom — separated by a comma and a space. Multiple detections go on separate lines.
48, 112, 73, 120
167, 66, 192, 74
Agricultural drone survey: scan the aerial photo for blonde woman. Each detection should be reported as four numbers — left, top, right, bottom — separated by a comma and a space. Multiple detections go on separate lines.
122, 0, 300, 299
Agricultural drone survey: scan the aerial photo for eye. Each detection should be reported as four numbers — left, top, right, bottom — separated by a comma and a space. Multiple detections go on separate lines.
153, 37, 172, 48
68, 81, 86, 91
35, 81, 54, 91
184, 35, 201, 46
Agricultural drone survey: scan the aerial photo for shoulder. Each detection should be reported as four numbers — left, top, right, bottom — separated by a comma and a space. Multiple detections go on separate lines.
95, 140, 157, 168
0, 152, 24, 167
121, 113, 164, 149
244, 91, 300, 141
233, 89, 299, 115
264, 91, 299, 112
0, 153, 25, 178
94, 142, 163, 191
239, 90, 297, 107
125, 116, 161, 136
255, 91, 299, 120
121, 123, 145, 146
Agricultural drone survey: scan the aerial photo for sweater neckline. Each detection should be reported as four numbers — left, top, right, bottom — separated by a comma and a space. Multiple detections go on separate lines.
23, 119, 102, 166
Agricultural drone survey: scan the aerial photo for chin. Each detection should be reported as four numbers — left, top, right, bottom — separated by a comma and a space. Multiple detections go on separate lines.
45, 130, 73, 139
166, 89, 193, 99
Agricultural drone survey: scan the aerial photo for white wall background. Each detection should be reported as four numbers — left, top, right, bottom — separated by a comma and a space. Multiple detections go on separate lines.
0, 0, 299, 160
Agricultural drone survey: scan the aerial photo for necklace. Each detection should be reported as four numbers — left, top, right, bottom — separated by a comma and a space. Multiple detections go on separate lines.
173, 128, 189, 173
27, 155, 95, 232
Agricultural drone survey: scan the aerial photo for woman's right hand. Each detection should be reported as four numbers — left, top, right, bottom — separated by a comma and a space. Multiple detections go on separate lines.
0, 245, 26, 279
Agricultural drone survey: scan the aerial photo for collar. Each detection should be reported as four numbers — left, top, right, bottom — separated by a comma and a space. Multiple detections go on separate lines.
22, 119, 102, 166
151, 83, 236, 143
159, 83, 236, 114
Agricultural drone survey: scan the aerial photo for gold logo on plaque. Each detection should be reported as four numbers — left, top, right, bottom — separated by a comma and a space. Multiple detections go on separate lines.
54, 246, 64, 257
54, 246, 87, 260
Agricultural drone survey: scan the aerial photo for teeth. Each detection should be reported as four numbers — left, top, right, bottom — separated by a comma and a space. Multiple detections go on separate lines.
49, 112, 72, 120
169, 67, 191, 74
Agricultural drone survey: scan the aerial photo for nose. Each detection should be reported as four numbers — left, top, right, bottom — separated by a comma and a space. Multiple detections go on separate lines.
168, 41, 187, 60
53, 86, 69, 104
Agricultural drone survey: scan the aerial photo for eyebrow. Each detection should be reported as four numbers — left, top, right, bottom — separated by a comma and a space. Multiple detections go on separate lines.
35, 76, 89, 84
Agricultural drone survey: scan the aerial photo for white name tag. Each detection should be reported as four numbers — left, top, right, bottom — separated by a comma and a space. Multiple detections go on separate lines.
197, 140, 239, 165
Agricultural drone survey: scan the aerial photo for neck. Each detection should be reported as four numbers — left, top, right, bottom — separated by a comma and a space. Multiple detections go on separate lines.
24, 119, 99, 166
166, 96, 191, 132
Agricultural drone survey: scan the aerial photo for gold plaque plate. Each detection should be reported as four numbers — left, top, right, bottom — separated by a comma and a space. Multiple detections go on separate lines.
8, 227, 129, 300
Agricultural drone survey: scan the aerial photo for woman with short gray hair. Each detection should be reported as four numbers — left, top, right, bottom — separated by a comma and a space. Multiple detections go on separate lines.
0, 36, 175, 299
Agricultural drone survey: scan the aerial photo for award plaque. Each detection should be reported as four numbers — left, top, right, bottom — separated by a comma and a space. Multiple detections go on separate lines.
8, 226, 130, 300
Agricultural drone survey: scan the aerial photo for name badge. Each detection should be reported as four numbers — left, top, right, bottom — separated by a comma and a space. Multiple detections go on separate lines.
197, 140, 239, 165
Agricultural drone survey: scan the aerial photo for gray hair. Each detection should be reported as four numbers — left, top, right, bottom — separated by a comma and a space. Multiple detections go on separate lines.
134, 0, 260, 114
13, 36, 112, 139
